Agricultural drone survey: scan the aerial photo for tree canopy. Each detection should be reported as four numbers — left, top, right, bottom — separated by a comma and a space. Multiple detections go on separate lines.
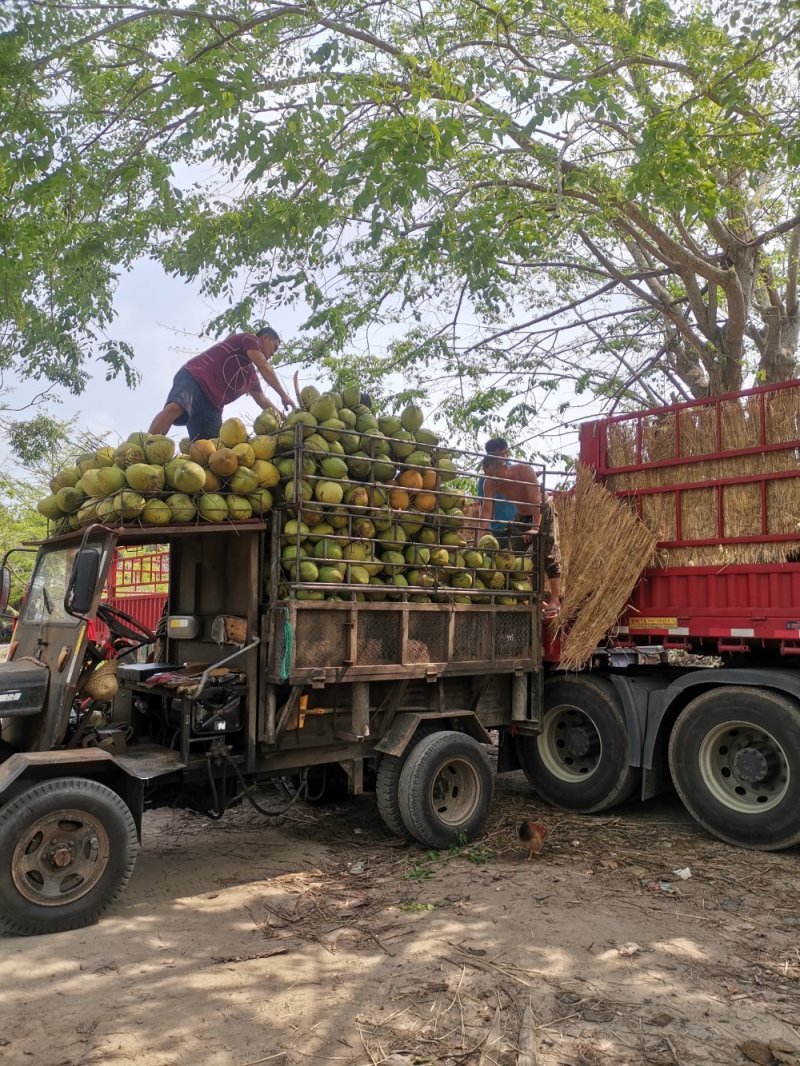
2, 0, 799, 434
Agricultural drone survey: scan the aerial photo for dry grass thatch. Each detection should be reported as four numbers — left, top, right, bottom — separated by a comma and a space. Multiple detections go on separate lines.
555, 466, 657, 670
603, 386, 800, 565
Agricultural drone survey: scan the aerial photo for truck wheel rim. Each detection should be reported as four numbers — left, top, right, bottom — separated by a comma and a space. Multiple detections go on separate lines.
12, 808, 110, 907
538, 705, 601, 782
428, 758, 481, 827
698, 721, 790, 813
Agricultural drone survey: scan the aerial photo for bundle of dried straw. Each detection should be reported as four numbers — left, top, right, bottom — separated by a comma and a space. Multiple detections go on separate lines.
555, 465, 657, 670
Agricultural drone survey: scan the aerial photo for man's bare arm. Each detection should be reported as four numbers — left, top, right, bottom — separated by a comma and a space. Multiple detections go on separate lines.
246, 348, 293, 409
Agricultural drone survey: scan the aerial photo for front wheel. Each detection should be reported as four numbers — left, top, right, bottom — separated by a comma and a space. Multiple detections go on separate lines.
397, 731, 494, 848
0, 777, 139, 936
669, 687, 800, 850
516, 676, 640, 813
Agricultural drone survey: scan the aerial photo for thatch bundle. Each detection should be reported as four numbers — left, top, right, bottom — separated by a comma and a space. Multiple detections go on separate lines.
554, 466, 658, 670
604, 385, 800, 565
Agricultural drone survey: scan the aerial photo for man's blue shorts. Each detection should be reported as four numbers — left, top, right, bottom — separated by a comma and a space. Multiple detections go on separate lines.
166, 368, 223, 441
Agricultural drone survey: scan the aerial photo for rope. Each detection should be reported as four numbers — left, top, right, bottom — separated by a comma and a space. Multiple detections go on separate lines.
280, 607, 293, 682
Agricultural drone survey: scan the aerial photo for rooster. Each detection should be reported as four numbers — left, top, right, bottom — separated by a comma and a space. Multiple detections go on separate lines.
518, 820, 549, 861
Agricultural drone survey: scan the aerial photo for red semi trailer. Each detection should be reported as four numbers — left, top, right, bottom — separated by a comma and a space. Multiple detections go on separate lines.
514, 377, 800, 851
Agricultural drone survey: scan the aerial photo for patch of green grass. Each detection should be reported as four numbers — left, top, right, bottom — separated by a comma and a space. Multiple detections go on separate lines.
401, 900, 436, 913
448, 831, 492, 865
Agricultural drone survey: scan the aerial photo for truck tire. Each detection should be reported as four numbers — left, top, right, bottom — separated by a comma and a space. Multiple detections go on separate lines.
516, 676, 640, 813
397, 731, 494, 848
375, 724, 440, 837
0, 777, 139, 936
668, 687, 800, 851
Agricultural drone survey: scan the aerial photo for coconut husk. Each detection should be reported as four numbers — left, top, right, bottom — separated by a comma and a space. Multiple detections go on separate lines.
555, 466, 657, 670
82, 659, 119, 702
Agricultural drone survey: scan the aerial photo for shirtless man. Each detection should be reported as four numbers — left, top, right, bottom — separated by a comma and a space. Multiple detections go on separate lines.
481, 438, 562, 615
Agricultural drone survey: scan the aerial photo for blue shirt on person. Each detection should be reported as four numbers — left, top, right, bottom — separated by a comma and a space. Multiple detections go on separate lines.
477, 476, 518, 534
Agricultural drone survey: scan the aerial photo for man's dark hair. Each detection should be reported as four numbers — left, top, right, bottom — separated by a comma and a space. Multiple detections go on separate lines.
256, 326, 280, 341
485, 437, 508, 455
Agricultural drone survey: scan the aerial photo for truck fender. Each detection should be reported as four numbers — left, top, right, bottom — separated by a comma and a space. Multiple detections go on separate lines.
374, 710, 492, 758
643, 667, 800, 772
0, 749, 145, 840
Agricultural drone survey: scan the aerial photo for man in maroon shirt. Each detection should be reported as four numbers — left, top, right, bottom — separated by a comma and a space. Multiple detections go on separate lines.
149, 327, 293, 440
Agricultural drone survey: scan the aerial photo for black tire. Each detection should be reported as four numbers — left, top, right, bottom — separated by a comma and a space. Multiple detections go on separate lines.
0, 777, 139, 936
397, 731, 494, 848
516, 676, 640, 813
375, 725, 440, 837
668, 686, 800, 851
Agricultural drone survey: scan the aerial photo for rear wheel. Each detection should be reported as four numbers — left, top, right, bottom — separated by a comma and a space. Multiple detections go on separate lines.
397, 731, 493, 848
669, 686, 800, 850
0, 777, 138, 936
516, 676, 640, 813
375, 724, 439, 836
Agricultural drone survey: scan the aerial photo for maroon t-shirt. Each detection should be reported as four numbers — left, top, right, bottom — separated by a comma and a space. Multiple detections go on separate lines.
183, 333, 260, 409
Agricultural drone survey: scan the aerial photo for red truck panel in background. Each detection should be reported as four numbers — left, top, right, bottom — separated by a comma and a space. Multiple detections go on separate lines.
96, 544, 168, 640
579, 378, 800, 655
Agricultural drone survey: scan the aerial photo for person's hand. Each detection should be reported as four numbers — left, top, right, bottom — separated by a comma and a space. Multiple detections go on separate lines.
522, 526, 539, 543
281, 394, 295, 411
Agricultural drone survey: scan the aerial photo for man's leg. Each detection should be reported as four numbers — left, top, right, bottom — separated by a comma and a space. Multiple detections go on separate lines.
149, 402, 185, 435
186, 403, 223, 442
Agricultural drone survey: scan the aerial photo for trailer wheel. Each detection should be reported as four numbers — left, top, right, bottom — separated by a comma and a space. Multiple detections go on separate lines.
516, 676, 640, 813
397, 731, 493, 848
668, 687, 800, 850
375, 725, 440, 837
0, 777, 138, 936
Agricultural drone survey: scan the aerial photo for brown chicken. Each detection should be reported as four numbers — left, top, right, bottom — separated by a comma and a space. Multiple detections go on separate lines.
518, 820, 549, 861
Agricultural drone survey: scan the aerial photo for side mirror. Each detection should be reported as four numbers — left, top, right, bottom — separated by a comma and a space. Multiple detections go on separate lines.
0, 568, 9, 613
66, 548, 101, 616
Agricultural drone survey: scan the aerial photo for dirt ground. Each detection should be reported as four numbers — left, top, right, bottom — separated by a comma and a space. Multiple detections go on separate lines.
1, 769, 799, 1066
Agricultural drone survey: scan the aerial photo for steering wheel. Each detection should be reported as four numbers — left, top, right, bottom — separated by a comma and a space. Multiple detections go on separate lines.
96, 602, 157, 644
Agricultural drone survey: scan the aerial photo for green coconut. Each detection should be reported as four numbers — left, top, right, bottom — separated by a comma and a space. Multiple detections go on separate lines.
337, 408, 357, 429
379, 414, 402, 436
197, 493, 228, 522
284, 479, 313, 504
253, 410, 281, 435
251, 435, 278, 461
229, 466, 259, 495
142, 499, 172, 525
55, 486, 84, 514
80, 469, 103, 497
49, 468, 80, 493
114, 442, 145, 469
167, 493, 197, 523
96, 497, 116, 522
114, 490, 146, 520
299, 384, 321, 410
76, 451, 98, 475
318, 418, 346, 444
96, 466, 127, 496
127, 432, 150, 450
315, 480, 344, 505
400, 404, 424, 432
247, 488, 273, 514
252, 460, 280, 487
93, 446, 115, 468
37, 494, 64, 519
318, 565, 345, 584
173, 460, 206, 494
125, 463, 163, 493
390, 430, 415, 458
309, 395, 337, 422
145, 435, 176, 465
219, 417, 248, 448
227, 494, 253, 521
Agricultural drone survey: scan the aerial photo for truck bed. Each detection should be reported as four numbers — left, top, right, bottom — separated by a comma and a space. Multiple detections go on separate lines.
580, 379, 800, 654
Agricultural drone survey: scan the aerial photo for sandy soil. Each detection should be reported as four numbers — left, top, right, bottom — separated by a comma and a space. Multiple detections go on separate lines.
1, 770, 799, 1066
